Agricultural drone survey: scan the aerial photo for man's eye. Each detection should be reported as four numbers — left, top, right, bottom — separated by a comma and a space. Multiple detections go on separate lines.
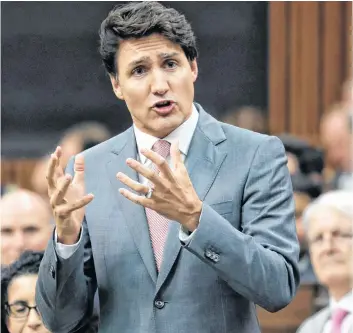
311, 235, 323, 243
1, 228, 13, 235
132, 66, 146, 76
24, 227, 39, 234
165, 60, 177, 69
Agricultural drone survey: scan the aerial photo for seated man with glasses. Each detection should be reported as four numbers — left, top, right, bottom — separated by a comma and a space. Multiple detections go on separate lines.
1, 251, 49, 333
296, 190, 353, 333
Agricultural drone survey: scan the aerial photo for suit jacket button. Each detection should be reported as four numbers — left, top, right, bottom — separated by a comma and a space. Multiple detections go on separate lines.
49, 265, 55, 279
154, 300, 165, 309
205, 250, 212, 258
213, 254, 220, 262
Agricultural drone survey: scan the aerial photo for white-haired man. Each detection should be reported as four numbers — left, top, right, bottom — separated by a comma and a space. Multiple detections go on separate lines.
296, 191, 353, 333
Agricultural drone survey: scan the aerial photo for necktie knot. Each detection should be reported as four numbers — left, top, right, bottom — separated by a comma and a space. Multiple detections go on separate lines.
152, 140, 171, 159
331, 307, 349, 333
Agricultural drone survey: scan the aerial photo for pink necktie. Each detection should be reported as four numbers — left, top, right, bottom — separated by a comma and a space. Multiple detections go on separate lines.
331, 308, 349, 333
145, 140, 171, 271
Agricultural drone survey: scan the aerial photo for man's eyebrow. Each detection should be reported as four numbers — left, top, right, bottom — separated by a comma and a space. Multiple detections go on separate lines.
128, 56, 151, 68
158, 52, 180, 59
127, 52, 180, 68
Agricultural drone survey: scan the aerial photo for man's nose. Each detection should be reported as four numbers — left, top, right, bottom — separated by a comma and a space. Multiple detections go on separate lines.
151, 70, 169, 95
26, 308, 43, 331
320, 233, 336, 252
13, 231, 25, 251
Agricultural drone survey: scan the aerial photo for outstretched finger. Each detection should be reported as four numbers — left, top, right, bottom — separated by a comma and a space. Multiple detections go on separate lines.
53, 146, 64, 177
46, 154, 58, 190
139, 149, 174, 181
62, 194, 94, 214
118, 188, 152, 208
171, 141, 182, 170
50, 174, 72, 208
116, 172, 150, 195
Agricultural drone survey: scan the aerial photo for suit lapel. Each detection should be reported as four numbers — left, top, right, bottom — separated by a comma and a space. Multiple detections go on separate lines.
155, 106, 227, 293
106, 128, 157, 284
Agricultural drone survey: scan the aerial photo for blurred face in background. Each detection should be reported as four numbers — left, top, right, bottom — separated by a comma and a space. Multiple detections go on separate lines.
6, 274, 50, 333
307, 207, 352, 297
110, 34, 198, 138
1, 190, 52, 266
294, 192, 311, 250
320, 111, 352, 172
286, 153, 299, 175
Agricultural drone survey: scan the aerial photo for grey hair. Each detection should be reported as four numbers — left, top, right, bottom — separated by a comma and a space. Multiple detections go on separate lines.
301, 190, 353, 234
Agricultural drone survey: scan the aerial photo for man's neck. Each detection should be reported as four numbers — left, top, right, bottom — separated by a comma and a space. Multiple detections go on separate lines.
329, 284, 352, 302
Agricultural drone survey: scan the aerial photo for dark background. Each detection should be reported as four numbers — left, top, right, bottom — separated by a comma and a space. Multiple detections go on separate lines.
1, 1, 268, 157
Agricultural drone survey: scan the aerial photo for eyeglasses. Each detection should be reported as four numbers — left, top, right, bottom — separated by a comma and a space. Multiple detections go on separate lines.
5, 301, 40, 319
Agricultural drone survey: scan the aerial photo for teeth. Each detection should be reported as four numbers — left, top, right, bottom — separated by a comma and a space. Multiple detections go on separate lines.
156, 101, 170, 107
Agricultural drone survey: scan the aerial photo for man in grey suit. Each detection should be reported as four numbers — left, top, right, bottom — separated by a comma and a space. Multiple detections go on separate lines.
296, 191, 352, 333
36, 2, 300, 332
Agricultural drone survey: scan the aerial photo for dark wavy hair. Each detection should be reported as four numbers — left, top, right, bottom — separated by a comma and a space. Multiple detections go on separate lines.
99, 1, 198, 76
1, 251, 44, 332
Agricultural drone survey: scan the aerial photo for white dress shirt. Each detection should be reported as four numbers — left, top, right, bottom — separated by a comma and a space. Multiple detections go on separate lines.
322, 291, 353, 333
56, 104, 199, 259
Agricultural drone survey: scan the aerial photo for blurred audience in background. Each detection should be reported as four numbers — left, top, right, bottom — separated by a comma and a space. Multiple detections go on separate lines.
221, 106, 269, 134
1, 251, 49, 333
297, 191, 352, 333
31, 121, 111, 198
320, 104, 353, 191
0, 190, 52, 267
278, 134, 325, 284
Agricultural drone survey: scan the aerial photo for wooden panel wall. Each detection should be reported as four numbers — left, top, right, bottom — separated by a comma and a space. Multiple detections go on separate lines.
269, 1, 352, 145
1, 159, 38, 191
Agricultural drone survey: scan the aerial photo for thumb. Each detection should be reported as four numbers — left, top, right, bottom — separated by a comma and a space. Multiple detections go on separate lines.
73, 154, 85, 184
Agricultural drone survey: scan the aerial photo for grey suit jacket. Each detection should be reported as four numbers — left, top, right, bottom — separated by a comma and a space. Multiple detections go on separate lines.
36, 104, 300, 333
296, 307, 330, 333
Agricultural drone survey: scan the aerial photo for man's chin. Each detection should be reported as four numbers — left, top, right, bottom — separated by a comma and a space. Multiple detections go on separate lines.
151, 117, 184, 135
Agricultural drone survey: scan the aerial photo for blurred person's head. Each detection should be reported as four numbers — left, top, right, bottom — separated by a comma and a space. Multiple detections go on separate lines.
221, 106, 268, 134
58, 121, 111, 168
341, 78, 353, 109
287, 152, 300, 175
303, 191, 353, 301
0, 190, 52, 266
293, 191, 312, 251
99, 1, 198, 138
279, 134, 324, 180
1, 251, 50, 333
31, 121, 111, 196
320, 105, 352, 172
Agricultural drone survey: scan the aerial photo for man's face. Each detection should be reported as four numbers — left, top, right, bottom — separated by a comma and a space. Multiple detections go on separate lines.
110, 33, 198, 138
1, 208, 52, 266
320, 116, 352, 172
308, 208, 352, 288
294, 192, 311, 248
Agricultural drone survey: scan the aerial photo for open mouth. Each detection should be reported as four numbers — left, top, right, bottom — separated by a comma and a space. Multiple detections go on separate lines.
154, 100, 172, 108
152, 100, 175, 114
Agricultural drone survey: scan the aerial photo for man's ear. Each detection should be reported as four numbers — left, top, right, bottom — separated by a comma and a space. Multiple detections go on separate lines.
110, 75, 124, 100
190, 59, 198, 83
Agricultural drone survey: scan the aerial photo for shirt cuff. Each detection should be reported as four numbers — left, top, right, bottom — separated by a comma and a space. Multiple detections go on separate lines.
55, 228, 83, 260
179, 203, 204, 245
179, 225, 196, 245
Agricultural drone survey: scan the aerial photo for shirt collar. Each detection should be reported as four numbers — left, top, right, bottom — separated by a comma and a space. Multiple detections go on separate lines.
330, 290, 353, 313
133, 104, 199, 164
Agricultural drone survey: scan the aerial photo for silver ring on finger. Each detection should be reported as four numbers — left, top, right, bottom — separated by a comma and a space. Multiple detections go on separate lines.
145, 186, 154, 199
